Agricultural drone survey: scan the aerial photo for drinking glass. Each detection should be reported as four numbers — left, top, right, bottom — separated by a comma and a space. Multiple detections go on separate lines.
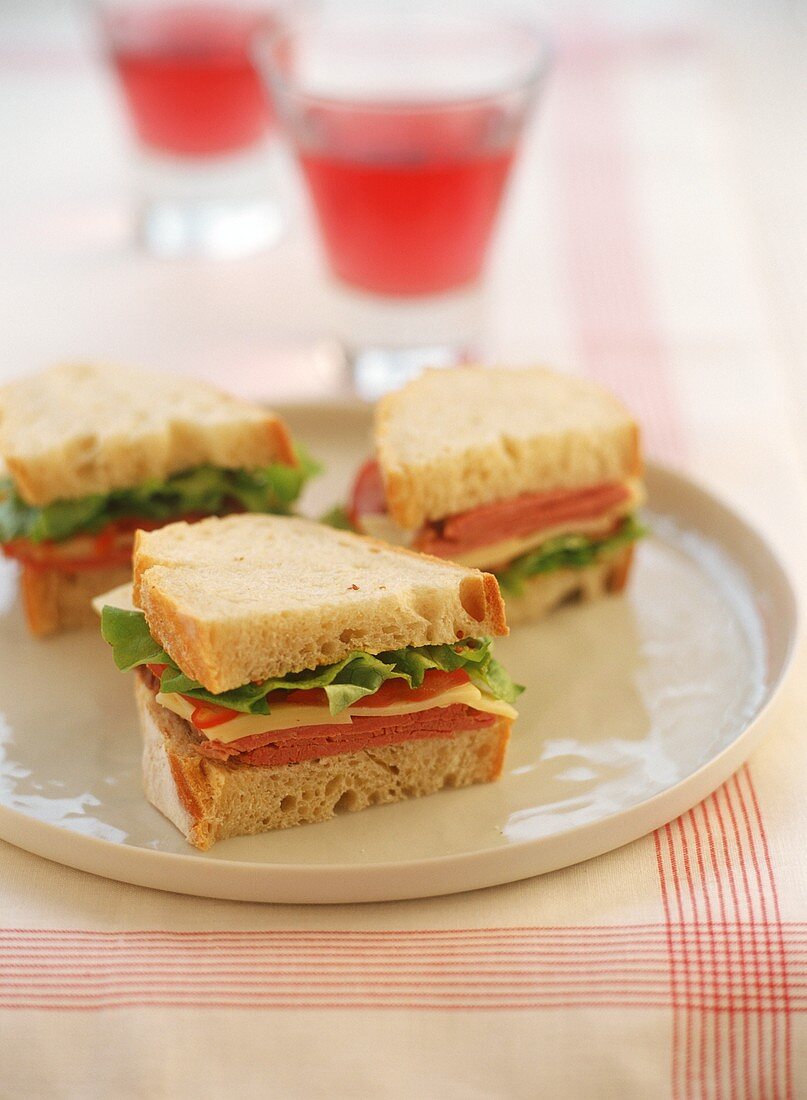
97, 0, 291, 258
259, 11, 550, 396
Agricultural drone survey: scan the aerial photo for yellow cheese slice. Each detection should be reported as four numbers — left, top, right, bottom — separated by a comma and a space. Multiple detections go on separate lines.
156, 681, 517, 744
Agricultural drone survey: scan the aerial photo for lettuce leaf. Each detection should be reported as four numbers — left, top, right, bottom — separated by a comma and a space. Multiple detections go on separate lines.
319, 504, 355, 531
0, 444, 320, 544
101, 606, 523, 716
497, 515, 647, 596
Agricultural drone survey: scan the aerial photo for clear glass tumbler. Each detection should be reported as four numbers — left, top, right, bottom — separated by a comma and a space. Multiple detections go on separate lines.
96, 0, 291, 258
258, 10, 550, 396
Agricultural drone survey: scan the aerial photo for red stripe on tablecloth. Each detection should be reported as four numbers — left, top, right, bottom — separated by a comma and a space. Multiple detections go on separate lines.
653, 777, 794, 1099
4, 933, 807, 951
0, 1000, 751, 1012
6, 927, 807, 938
698, 799, 737, 1100
1, 1000, 801, 1009
720, 776, 768, 1099
690, 805, 725, 1095
709, 785, 753, 1099
656, 828, 682, 1099
1, 998, 805, 1012
661, 822, 689, 1098
705, 783, 753, 1100
6, 961, 807, 977
689, 805, 724, 1100
743, 769, 790, 1100
733, 770, 781, 1099
686, 813, 711, 1098
5, 979, 804, 995
0, 996, 802, 1013
680, 815, 706, 1098
1, 926, 806, 1011
742, 767, 793, 1099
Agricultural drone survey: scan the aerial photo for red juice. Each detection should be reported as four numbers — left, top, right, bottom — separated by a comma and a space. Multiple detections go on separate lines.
106, 5, 274, 157
296, 108, 518, 296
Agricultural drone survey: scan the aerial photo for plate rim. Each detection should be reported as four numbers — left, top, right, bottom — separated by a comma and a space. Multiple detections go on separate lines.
0, 443, 799, 904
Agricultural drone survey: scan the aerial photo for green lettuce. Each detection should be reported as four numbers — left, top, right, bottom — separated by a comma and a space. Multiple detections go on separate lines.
497, 515, 647, 596
0, 445, 320, 544
319, 504, 356, 531
101, 606, 522, 716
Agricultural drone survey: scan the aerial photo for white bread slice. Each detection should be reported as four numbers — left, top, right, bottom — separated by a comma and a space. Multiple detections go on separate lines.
132, 514, 508, 693
375, 365, 642, 529
20, 562, 133, 637
136, 674, 511, 850
0, 362, 295, 506
502, 544, 635, 626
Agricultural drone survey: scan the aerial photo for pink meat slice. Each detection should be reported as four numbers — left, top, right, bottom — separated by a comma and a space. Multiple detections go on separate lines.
195, 704, 496, 767
414, 482, 630, 557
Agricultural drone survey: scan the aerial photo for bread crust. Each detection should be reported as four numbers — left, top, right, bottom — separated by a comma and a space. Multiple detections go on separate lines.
132, 515, 508, 693
20, 563, 133, 637
480, 570, 508, 636
627, 421, 644, 480
135, 675, 512, 850
502, 545, 635, 626
376, 365, 642, 529
0, 362, 295, 506
607, 543, 635, 594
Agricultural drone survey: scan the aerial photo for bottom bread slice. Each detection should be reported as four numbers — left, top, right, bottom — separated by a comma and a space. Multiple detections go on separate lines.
135, 675, 512, 850
20, 563, 133, 637
502, 544, 635, 626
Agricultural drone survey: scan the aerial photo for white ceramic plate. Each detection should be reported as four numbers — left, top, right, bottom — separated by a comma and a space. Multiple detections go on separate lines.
0, 402, 798, 903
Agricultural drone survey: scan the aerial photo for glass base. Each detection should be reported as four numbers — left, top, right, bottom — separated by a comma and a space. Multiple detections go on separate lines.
331, 282, 485, 399
351, 344, 470, 402
133, 145, 284, 259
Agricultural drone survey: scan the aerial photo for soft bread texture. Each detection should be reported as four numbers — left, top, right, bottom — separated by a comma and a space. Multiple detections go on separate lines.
376, 365, 642, 529
502, 545, 635, 626
136, 675, 511, 849
133, 514, 508, 693
20, 563, 133, 637
0, 362, 294, 506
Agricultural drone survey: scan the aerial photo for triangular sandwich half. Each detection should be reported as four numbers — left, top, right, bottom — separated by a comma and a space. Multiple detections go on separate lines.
100, 514, 520, 850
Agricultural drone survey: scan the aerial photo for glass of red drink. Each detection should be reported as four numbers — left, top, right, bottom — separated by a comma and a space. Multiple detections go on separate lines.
97, 0, 290, 258
258, 11, 549, 395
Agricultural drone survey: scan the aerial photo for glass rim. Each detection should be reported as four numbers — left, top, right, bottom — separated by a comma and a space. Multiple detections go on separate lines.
255, 11, 553, 114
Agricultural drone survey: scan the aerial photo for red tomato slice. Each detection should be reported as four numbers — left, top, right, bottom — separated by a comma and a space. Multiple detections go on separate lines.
186, 698, 241, 729
282, 688, 328, 707
271, 669, 471, 712
147, 663, 168, 679
2, 512, 234, 573
353, 668, 471, 707
2, 535, 134, 572
348, 457, 387, 530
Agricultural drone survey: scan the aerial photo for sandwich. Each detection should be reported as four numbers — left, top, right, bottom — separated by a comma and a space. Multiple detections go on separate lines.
348, 365, 646, 624
0, 362, 317, 636
100, 514, 520, 849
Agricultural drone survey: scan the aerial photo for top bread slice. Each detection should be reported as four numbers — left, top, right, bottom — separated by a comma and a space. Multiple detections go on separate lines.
131, 514, 508, 693
375, 365, 642, 530
0, 362, 295, 506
